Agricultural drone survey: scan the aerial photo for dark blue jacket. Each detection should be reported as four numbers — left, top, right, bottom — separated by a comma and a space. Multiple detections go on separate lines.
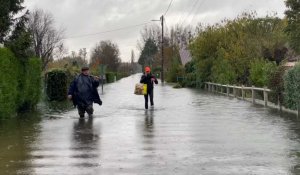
140, 73, 158, 92
68, 74, 102, 107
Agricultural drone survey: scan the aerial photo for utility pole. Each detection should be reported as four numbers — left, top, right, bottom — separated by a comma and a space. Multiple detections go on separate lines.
161, 15, 165, 83
152, 15, 165, 83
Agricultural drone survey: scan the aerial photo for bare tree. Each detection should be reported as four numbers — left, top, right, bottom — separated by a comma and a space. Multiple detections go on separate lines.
29, 9, 64, 70
52, 43, 68, 60
137, 24, 161, 52
90, 40, 121, 72
131, 50, 135, 64
78, 48, 87, 61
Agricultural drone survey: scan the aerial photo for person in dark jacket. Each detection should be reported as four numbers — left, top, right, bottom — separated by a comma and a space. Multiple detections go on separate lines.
68, 67, 102, 118
140, 66, 158, 109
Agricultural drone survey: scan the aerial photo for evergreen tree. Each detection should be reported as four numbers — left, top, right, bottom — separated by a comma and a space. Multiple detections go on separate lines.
138, 38, 158, 67
285, 0, 300, 53
5, 11, 33, 61
0, 0, 25, 43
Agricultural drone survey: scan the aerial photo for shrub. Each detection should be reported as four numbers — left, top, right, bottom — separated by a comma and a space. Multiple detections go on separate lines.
167, 56, 184, 83
195, 58, 214, 86
268, 66, 286, 104
46, 69, 68, 101
18, 57, 42, 111
0, 49, 42, 117
249, 58, 277, 87
182, 72, 197, 88
173, 83, 183, 89
116, 72, 129, 80
0, 48, 20, 118
284, 63, 300, 110
211, 58, 237, 84
105, 72, 116, 83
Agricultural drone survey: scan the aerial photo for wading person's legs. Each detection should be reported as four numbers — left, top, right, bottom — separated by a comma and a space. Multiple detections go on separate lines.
86, 105, 94, 117
77, 105, 85, 118
149, 90, 154, 106
144, 94, 149, 109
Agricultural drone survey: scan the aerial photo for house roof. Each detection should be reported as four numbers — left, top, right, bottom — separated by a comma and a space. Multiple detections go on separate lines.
284, 61, 298, 67
179, 45, 192, 66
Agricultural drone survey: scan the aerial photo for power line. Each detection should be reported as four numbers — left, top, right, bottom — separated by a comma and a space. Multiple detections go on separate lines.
63, 22, 151, 40
174, 0, 198, 25
63, 0, 175, 40
188, 0, 207, 25
179, 0, 200, 26
164, 0, 174, 16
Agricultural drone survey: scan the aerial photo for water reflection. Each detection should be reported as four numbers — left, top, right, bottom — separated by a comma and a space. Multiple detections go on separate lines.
144, 109, 154, 131
141, 109, 156, 152
71, 117, 101, 168
73, 118, 97, 146
39, 100, 74, 115
0, 112, 41, 175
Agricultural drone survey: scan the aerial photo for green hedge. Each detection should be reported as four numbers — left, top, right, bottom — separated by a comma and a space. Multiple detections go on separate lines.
211, 58, 237, 85
0, 48, 20, 117
104, 72, 130, 83
249, 59, 276, 87
46, 69, 68, 101
0, 48, 42, 118
182, 72, 197, 88
116, 72, 129, 80
18, 57, 42, 111
105, 72, 116, 83
284, 64, 300, 110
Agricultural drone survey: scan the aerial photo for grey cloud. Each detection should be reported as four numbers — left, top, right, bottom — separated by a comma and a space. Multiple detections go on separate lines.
24, 0, 286, 61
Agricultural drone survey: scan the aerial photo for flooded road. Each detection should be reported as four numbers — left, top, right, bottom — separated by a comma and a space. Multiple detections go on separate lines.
1, 74, 300, 175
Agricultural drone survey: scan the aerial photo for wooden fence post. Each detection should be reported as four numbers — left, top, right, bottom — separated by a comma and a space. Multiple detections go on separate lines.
252, 86, 255, 104
298, 101, 300, 118
278, 95, 282, 112
226, 85, 229, 96
242, 85, 245, 100
233, 86, 237, 98
263, 87, 268, 107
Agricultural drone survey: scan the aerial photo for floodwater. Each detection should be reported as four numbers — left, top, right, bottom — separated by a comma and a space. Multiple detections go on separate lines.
1, 74, 300, 175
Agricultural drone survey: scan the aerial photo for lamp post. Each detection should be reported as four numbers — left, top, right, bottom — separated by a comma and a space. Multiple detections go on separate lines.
152, 15, 164, 83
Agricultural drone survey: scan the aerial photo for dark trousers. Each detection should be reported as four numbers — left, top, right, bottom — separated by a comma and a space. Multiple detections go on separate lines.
144, 90, 154, 109
77, 104, 94, 117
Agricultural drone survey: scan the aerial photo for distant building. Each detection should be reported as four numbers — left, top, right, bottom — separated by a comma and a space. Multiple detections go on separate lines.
179, 45, 192, 66
0, 43, 3, 48
284, 61, 298, 68
285, 53, 300, 68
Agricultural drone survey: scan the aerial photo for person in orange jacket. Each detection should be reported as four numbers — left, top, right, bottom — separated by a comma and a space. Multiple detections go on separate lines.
140, 67, 158, 109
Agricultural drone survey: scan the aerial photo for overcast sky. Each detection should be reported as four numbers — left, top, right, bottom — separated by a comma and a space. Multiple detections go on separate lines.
24, 0, 286, 62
